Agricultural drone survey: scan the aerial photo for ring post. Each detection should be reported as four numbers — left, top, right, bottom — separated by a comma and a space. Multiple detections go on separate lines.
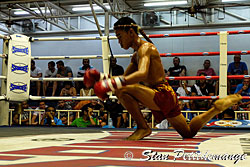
0, 38, 9, 125
101, 36, 110, 74
219, 31, 228, 98
6, 34, 31, 102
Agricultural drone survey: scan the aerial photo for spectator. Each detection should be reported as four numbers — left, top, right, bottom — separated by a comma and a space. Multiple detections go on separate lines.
166, 57, 187, 90
56, 100, 74, 125
13, 101, 32, 125
196, 59, 216, 86
60, 81, 77, 96
228, 54, 248, 93
190, 73, 215, 110
76, 59, 94, 92
41, 106, 64, 126
110, 57, 124, 76
31, 101, 47, 125
197, 60, 216, 77
30, 60, 42, 96
176, 80, 191, 110
82, 100, 104, 118
70, 104, 97, 128
104, 99, 125, 128
80, 84, 94, 96
230, 102, 246, 120
234, 79, 250, 108
52, 60, 73, 96
43, 61, 57, 96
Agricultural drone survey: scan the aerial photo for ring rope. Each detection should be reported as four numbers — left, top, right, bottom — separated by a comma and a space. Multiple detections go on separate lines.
31, 36, 102, 42
27, 95, 250, 101
0, 54, 6, 58
30, 75, 250, 82
160, 50, 250, 57
30, 30, 250, 41
30, 50, 250, 61
32, 55, 103, 60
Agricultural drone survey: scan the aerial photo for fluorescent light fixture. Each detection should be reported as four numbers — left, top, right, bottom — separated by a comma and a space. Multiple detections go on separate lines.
14, 8, 48, 15
72, 4, 110, 11
144, 1, 187, 7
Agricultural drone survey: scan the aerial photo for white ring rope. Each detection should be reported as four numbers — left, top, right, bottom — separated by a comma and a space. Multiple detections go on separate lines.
29, 95, 117, 100
0, 96, 6, 100
0, 76, 7, 79
32, 55, 103, 60
30, 77, 83, 81
0, 54, 6, 58
31, 36, 102, 41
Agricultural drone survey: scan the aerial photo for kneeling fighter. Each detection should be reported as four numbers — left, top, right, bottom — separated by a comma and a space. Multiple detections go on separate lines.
84, 17, 242, 141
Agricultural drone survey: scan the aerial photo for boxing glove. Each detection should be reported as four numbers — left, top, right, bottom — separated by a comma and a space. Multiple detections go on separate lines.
84, 68, 110, 88
94, 76, 126, 100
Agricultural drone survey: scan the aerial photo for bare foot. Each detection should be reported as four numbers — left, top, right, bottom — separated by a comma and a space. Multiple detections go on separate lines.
125, 128, 152, 141
214, 94, 242, 112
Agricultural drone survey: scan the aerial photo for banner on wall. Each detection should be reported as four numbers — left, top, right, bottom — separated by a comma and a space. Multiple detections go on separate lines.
6, 34, 31, 101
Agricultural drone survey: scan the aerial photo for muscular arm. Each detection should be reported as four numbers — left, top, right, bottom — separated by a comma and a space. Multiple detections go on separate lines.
123, 52, 137, 76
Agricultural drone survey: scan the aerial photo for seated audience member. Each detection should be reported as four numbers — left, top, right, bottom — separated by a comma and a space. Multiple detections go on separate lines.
56, 100, 74, 125
176, 80, 191, 110
76, 59, 94, 92
60, 81, 77, 96
31, 101, 47, 125
82, 100, 104, 118
43, 61, 57, 96
222, 109, 235, 120
13, 101, 32, 125
190, 73, 215, 110
30, 60, 42, 96
104, 99, 125, 128
41, 106, 64, 126
230, 102, 246, 120
166, 57, 187, 90
80, 84, 94, 96
234, 79, 250, 108
70, 105, 97, 128
110, 57, 124, 76
196, 59, 216, 86
52, 60, 73, 96
228, 54, 248, 93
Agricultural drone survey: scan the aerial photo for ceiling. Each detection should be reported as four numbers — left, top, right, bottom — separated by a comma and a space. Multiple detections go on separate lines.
0, 0, 249, 35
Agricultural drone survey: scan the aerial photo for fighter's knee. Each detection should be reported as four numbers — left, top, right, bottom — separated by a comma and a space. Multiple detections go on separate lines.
115, 87, 130, 98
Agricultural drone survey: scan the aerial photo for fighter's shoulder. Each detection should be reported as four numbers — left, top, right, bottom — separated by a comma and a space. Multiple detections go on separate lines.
138, 42, 158, 56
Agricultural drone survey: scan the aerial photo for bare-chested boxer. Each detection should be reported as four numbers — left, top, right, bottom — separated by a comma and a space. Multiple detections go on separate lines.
84, 17, 242, 141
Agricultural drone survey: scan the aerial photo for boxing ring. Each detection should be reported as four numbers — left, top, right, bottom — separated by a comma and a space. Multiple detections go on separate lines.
0, 30, 250, 166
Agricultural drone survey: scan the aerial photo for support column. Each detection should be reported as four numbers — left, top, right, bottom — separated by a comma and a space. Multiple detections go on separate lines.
0, 39, 9, 126
219, 31, 228, 98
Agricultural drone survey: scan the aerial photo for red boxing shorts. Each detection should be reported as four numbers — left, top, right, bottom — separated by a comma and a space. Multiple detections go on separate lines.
151, 81, 181, 122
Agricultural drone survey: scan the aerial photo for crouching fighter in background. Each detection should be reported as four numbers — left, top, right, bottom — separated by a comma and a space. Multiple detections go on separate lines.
84, 17, 242, 141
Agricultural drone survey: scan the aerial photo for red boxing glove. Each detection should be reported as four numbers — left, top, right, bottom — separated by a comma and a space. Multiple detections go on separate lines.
84, 68, 110, 88
94, 76, 126, 100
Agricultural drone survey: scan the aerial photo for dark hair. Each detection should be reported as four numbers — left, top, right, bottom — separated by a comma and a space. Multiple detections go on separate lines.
114, 17, 153, 44
48, 61, 55, 67
31, 60, 35, 65
45, 106, 56, 112
64, 81, 73, 87
173, 57, 180, 61
56, 60, 64, 66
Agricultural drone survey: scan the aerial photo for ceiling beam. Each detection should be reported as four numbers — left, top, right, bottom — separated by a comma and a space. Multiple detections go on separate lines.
14, 3, 69, 31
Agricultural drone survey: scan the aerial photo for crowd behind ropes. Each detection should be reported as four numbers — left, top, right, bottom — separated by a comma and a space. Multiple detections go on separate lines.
10, 55, 250, 128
